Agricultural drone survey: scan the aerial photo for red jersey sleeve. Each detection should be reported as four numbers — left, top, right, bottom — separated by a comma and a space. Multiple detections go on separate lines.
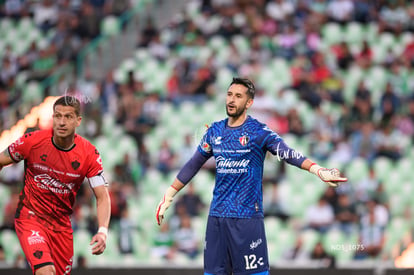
86, 144, 104, 178
8, 131, 39, 162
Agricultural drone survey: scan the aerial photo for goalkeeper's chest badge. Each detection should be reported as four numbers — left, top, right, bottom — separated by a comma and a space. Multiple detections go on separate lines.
239, 135, 250, 146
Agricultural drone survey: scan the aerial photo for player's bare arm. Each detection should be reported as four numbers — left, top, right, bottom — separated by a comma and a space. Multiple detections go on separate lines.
90, 185, 111, 255
0, 149, 14, 170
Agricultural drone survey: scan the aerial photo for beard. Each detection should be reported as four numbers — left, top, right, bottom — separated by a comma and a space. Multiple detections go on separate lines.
226, 104, 245, 118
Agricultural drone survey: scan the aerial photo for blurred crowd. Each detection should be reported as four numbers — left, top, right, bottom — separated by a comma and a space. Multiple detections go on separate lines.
0, 0, 131, 131
1, 0, 414, 268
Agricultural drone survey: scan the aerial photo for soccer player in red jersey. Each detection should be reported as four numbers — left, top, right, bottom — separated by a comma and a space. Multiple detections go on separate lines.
0, 96, 111, 275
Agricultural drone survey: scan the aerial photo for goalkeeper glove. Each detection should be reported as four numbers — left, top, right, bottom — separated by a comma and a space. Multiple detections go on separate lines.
309, 163, 347, 187
156, 185, 179, 225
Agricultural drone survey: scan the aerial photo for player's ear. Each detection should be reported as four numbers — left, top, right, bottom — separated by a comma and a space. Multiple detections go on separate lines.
246, 98, 254, 109
76, 115, 82, 127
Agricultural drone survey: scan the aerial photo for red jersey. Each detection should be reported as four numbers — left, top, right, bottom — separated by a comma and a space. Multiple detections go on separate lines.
8, 129, 104, 231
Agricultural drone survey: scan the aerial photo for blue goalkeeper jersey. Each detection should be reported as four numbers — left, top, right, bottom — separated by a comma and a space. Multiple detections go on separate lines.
197, 116, 305, 218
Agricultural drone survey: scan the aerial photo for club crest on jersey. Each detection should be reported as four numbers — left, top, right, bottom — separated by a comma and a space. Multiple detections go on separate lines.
71, 160, 80, 170
239, 135, 249, 146
33, 250, 43, 259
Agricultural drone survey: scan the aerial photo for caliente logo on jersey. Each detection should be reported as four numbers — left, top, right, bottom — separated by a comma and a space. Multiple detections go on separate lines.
34, 174, 75, 194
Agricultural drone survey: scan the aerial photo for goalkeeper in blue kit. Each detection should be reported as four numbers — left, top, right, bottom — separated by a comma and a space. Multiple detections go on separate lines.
156, 78, 347, 275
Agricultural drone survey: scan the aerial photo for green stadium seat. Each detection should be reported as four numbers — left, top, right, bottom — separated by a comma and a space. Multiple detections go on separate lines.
0, 229, 22, 264
232, 35, 250, 55
344, 22, 365, 46
101, 16, 121, 37
399, 32, 414, 49
396, 158, 411, 182
185, 0, 201, 19
373, 157, 394, 183
387, 217, 409, 243
378, 32, 396, 50
113, 67, 128, 84
0, 184, 11, 211
364, 23, 379, 43
343, 65, 364, 103
345, 157, 369, 184
73, 229, 92, 259
389, 193, 408, 217
272, 228, 296, 260
322, 229, 345, 253
102, 227, 121, 262
215, 67, 234, 92
297, 102, 315, 132
22, 81, 43, 105
371, 42, 388, 64
257, 59, 291, 94
119, 57, 136, 74
5, 28, 18, 49
323, 228, 356, 263
322, 22, 343, 46
17, 17, 34, 37
15, 71, 29, 90
300, 229, 321, 253
364, 66, 388, 102
265, 217, 284, 242
116, 134, 138, 160
131, 229, 150, 261
196, 46, 213, 63
134, 47, 151, 62
0, 18, 14, 37
208, 35, 228, 52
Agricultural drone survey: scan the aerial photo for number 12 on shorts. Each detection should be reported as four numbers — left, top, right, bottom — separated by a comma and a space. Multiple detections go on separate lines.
244, 254, 264, 270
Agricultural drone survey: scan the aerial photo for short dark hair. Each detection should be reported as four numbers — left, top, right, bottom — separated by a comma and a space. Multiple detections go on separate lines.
53, 96, 81, 116
229, 77, 255, 99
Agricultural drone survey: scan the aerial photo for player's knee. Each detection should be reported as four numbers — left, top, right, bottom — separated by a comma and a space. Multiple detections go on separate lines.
35, 264, 56, 275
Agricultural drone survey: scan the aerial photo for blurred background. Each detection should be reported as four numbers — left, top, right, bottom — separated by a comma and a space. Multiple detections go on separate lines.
0, 0, 414, 274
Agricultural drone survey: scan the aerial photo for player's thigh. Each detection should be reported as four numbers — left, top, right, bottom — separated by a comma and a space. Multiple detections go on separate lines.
226, 217, 270, 275
204, 216, 232, 275
49, 228, 74, 275
15, 218, 54, 273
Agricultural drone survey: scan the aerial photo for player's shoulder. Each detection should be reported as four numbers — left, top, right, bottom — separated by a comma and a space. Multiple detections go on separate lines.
208, 118, 227, 131
248, 116, 281, 137
20, 129, 51, 143
74, 134, 98, 153
246, 116, 267, 130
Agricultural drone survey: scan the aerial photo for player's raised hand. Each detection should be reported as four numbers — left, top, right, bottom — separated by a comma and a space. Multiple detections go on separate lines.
156, 185, 179, 225
90, 229, 107, 255
309, 164, 347, 187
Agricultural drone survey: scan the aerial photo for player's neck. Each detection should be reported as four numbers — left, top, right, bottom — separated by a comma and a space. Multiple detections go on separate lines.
227, 114, 247, 127
53, 135, 75, 150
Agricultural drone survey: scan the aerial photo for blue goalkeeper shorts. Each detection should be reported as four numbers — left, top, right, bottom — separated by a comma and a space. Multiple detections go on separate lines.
204, 215, 270, 275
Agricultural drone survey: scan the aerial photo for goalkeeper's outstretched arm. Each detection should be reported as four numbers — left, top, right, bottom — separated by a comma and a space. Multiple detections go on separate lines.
270, 140, 347, 187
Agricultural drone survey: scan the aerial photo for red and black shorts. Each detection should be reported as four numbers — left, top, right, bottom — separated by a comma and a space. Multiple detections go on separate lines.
14, 206, 73, 275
